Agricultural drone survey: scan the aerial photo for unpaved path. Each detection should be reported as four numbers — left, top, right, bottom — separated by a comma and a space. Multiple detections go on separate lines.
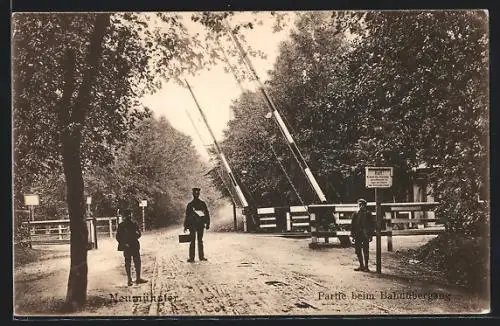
13, 229, 488, 316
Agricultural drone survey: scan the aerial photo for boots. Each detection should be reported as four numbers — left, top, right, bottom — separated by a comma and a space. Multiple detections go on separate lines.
354, 264, 364, 271
363, 245, 370, 272
135, 261, 148, 284
354, 254, 364, 271
125, 265, 133, 286
364, 258, 370, 272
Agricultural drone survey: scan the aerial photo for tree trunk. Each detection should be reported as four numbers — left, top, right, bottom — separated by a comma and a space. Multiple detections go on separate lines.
58, 14, 110, 311
62, 136, 88, 311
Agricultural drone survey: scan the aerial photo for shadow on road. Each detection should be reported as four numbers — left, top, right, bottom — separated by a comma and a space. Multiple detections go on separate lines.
367, 269, 471, 294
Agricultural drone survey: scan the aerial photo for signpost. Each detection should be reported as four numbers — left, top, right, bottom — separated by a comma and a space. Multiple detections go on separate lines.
365, 167, 393, 274
139, 200, 147, 232
23, 194, 39, 249
86, 196, 98, 249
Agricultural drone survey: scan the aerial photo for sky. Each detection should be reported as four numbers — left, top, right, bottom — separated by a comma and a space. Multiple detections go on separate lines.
140, 12, 295, 161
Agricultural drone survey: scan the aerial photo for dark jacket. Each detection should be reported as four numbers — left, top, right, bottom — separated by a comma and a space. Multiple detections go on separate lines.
116, 219, 141, 251
350, 209, 374, 239
184, 198, 210, 229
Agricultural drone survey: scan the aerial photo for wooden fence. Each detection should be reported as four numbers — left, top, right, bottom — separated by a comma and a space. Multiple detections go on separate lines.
308, 202, 443, 250
21, 216, 118, 247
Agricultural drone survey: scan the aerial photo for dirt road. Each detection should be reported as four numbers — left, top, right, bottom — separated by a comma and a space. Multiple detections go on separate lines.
13, 228, 488, 316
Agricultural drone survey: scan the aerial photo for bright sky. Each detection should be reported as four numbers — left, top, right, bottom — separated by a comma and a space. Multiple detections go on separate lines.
141, 12, 294, 161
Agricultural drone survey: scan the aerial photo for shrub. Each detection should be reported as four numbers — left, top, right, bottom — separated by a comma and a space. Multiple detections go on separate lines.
417, 232, 489, 294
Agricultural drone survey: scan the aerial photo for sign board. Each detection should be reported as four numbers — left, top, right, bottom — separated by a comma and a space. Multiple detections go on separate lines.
24, 194, 39, 206
139, 200, 147, 207
365, 167, 393, 188
86, 196, 92, 205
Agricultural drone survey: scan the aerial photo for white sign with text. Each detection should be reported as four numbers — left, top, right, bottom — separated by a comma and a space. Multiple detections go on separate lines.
24, 194, 39, 206
365, 167, 393, 188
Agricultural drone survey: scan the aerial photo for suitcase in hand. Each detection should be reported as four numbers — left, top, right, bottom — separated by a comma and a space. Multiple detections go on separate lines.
178, 234, 191, 243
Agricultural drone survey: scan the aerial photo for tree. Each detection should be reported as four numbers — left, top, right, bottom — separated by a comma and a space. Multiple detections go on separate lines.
84, 114, 223, 227
12, 11, 270, 310
347, 11, 488, 233
220, 12, 367, 204
220, 9, 488, 226
13, 14, 113, 309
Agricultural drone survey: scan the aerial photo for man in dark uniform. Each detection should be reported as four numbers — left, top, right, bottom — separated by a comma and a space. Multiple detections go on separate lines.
184, 188, 210, 262
350, 198, 375, 272
116, 209, 148, 286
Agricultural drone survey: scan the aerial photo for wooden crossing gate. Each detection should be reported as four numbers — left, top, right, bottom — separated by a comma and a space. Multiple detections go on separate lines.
251, 201, 444, 250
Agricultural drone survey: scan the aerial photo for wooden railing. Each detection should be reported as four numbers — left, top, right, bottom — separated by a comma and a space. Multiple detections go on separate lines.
21, 216, 119, 247
308, 202, 443, 249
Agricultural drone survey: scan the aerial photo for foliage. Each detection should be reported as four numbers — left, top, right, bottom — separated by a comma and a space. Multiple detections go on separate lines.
84, 115, 223, 228
12, 11, 273, 309
416, 233, 489, 294
354, 11, 489, 234
220, 11, 489, 236
12, 11, 271, 214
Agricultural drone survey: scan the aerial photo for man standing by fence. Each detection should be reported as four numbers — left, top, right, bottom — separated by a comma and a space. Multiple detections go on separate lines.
184, 187, 210, 262
350, 198, 375, 272
116, 209, 148, 286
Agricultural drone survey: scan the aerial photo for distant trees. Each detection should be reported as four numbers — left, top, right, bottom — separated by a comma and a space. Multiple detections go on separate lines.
84, 114, 222, 227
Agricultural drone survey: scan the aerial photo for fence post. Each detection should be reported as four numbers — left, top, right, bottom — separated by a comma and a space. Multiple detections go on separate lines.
58, 224, 63, 240
109, 217, 113, 238
310, 212, 317, 246
385, 211, 393, 252
286, 212, 291, 231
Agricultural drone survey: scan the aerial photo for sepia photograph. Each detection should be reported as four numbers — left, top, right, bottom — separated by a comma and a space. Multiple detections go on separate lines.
12, 10, 490, 317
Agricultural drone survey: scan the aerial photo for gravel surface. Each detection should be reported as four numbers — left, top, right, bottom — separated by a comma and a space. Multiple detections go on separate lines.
13, 229, 489, 316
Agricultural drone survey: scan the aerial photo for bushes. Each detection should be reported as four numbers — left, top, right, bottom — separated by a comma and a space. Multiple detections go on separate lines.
13, 211, 31, 248
416, 232, 489, 294
14, 244, 41, 267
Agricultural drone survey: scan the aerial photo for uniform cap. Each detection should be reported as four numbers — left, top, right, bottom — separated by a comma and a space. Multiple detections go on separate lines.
357, 198, 367, 204
192, 188, 201, 192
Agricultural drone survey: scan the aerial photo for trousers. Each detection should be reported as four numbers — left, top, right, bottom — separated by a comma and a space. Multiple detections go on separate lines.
189, 225, 205, 259
354, 236, 370, 266
123, 247, 141, 280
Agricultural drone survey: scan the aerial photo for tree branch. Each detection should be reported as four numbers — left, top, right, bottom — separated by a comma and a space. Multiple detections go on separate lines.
70, 14, 111, 133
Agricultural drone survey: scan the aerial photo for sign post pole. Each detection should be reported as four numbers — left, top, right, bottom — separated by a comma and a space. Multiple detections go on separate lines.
375, 188, 381, 274
27, 206, 33, 249
24, 194, 39, 249
139, 200, 147, 232
142, 206, 145, 232
365, 167, 393, 275
87, 196, 97, 249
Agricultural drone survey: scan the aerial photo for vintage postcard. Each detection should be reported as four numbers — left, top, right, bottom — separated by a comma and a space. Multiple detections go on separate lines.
12, 10, 490, 317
